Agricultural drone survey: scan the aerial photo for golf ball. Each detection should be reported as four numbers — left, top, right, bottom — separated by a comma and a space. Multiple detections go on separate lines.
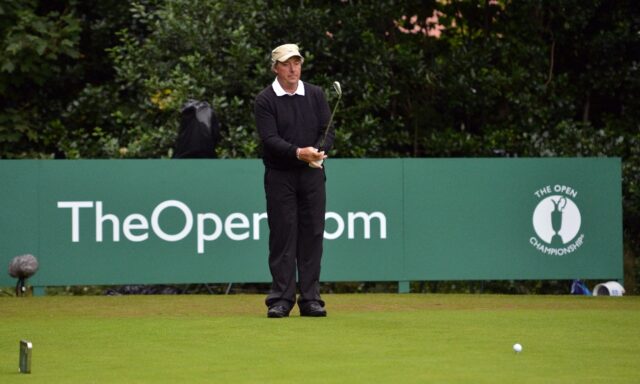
513, 343, 523, 353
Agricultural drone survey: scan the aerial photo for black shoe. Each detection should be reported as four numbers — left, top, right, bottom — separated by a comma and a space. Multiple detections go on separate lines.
267, 305, 290, 318
300, 302, 327, 317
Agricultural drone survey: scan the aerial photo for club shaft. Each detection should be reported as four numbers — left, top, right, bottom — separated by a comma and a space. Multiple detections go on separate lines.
319, 96, 341, 149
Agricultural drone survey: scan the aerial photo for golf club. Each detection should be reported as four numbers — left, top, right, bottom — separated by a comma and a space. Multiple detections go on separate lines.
310, 81, 342, 168
318, 81, 342, 149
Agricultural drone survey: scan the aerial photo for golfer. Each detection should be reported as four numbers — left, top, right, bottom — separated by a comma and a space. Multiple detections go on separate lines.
254, 43, 334, 318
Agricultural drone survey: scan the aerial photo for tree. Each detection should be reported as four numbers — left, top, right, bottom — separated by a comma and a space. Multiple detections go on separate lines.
0, 0, 81, 157
0, 0, 136, 158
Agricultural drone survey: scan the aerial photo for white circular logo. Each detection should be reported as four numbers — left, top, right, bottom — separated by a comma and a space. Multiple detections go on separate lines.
532, 195, 581, 245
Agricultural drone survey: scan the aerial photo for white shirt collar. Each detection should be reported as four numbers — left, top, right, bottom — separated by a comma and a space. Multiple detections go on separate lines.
272, 79, 305, 96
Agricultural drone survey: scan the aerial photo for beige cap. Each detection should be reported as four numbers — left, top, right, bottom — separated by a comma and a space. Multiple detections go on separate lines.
271, 44, 304, 63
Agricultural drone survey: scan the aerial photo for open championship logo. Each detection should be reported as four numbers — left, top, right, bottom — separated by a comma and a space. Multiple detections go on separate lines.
530, 185, 585, 256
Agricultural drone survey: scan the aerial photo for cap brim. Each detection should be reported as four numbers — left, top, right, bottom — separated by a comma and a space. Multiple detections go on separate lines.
276, 53, 302, 62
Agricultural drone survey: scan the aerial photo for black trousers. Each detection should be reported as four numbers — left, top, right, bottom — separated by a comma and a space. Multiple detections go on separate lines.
264, 166, 326, 309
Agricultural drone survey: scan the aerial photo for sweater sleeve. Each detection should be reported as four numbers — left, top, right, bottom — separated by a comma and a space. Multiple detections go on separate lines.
254, 92, 297, 159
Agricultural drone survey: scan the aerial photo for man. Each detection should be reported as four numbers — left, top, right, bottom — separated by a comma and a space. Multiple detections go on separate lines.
254, 43, 334, 318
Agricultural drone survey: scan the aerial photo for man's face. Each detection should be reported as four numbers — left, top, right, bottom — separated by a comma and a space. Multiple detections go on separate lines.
274, 57, 302, 90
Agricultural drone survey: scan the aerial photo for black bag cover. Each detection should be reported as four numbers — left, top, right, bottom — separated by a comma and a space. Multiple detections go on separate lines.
173, 100, 220, 158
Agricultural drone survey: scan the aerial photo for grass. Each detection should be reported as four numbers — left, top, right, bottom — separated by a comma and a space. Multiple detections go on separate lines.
1, 294, 639, 383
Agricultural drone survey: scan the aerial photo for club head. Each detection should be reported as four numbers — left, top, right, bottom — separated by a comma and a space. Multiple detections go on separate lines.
333, 81, 342, 97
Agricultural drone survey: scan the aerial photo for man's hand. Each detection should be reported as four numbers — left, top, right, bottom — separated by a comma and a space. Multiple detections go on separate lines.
308, 159, 324, 169
297, 147, 327, 168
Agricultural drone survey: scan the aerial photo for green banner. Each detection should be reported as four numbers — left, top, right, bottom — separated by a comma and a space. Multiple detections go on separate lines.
403, 159, 622, 280
0, 158, 622, 287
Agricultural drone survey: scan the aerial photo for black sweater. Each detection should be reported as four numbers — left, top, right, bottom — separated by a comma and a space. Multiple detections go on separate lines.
254, 82, 333, 170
